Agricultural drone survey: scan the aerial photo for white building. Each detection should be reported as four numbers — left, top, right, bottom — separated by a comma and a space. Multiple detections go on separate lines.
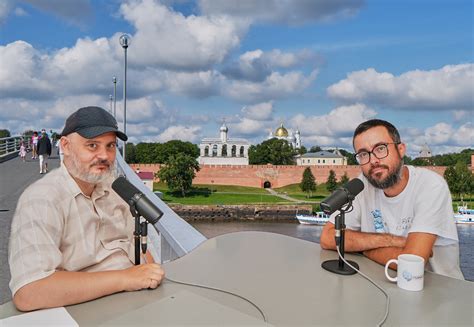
418, 143, 432, 158
198, 123, 250, 165
296, 150, 347, 166
268, 123, 301, 149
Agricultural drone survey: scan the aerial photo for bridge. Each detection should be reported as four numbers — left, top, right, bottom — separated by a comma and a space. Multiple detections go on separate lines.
0, 137, 206, 305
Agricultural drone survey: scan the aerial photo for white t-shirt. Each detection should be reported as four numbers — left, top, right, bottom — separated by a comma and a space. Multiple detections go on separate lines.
330, 165, 463, 279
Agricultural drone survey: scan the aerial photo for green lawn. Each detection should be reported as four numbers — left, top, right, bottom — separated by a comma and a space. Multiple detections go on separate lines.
154, 182, 290, 205
274, 183, 330, 199
154, 181, 472, 211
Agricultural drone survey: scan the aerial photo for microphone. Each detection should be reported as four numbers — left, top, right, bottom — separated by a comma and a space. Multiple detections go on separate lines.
320, 178, 364, 215
112, 176, 163, 225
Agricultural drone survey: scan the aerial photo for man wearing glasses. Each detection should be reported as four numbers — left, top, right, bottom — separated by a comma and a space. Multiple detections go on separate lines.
320, 119, 463, 279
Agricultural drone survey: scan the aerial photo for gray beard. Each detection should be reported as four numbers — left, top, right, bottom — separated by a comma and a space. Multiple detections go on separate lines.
365, 160, 403, 189
66, 152, 115, 185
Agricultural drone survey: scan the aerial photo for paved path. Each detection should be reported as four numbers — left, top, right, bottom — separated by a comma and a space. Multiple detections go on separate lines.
0, 153, 60, 304
265, 188, 322, 204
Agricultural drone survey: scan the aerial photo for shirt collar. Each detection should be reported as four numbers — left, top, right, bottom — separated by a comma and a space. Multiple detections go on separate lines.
60, 164, 111, 200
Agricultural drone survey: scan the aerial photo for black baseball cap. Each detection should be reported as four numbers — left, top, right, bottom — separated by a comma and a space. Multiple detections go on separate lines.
61, 106, 127, 141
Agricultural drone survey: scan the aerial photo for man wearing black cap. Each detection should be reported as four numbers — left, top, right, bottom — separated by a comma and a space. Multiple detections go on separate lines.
9, 106, 165, 311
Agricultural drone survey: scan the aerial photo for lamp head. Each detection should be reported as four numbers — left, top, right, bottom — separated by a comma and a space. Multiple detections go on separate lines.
119, 34, 131, 48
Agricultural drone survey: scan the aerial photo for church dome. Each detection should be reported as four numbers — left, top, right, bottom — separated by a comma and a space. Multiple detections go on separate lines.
275, 123, 288, 137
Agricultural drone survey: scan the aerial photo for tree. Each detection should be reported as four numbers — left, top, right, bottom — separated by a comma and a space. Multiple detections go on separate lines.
158, 140, 199, 162
337, 149, 358, 165
444, 161, 474, 200
125, 143, 137, 163
309, 145, 322, 153
300, 167, 317, 198
0, 129, 11, 138
249, 138, 297, 165
157, 153, 200, 197
338, 172, 350, 186
326, 170, 338, 193
297, 145, 307, 155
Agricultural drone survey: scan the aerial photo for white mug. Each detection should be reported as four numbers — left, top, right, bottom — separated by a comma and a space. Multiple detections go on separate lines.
384, 254, 424, 291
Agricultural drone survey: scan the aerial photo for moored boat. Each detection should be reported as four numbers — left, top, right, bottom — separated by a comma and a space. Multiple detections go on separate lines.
296, 212, 330, 225
454, 205, 474, 224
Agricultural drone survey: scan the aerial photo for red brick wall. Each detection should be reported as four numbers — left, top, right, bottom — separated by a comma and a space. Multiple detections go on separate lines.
130, 163, 449, 188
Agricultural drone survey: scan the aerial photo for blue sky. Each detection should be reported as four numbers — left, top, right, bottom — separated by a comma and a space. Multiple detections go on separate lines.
0, 0, 472, 156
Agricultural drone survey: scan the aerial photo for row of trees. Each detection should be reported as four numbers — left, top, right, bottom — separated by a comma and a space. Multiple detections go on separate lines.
125, 140, 199, 163
444, 161, 474, 200
300, 167, 349, 198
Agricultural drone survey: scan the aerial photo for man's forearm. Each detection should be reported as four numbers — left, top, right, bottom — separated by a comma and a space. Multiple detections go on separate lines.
320, 223, 406, 252
14, 270, 127, 311
363, 247, 404, 268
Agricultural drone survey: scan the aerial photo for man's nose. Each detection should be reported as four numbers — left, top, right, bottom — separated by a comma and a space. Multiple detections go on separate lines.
96, 146, 108, 160
369, 153, 380, 165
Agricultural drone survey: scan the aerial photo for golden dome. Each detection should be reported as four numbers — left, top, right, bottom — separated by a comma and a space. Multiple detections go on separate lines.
275, 123, 288, 137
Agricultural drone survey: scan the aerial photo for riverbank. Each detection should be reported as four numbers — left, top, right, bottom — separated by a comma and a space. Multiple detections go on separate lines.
170, 204, 312, 221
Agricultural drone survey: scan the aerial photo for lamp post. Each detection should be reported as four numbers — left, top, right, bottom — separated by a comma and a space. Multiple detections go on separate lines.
119, 34, 131, 161
113, 76, 117, 118
109, 94, 113, 113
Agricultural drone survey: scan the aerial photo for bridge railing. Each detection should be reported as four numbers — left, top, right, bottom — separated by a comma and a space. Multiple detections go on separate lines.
0, 136, 22, 160
115, 152, 206, 263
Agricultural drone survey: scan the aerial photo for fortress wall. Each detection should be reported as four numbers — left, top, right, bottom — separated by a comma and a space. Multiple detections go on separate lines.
129, 163, 448, 188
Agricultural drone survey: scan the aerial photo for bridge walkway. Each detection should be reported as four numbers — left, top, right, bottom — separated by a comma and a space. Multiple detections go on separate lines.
0, 152, 60, 304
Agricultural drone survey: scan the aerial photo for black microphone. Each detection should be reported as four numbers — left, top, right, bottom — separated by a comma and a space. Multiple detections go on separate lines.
112, 176, 163, 224
320, 178, 364, 215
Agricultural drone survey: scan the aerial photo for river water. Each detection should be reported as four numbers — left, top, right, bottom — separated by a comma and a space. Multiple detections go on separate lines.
190, 221, 474, 282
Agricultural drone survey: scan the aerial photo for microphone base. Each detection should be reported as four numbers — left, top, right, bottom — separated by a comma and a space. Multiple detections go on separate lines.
321, 259, 359, 275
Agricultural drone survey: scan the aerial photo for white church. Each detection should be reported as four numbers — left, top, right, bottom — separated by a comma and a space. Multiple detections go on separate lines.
268, 123, 301, 149
198, 123, 250, 165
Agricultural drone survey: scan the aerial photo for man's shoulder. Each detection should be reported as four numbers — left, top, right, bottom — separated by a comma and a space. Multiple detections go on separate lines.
20, 168, 68, 201
409, 166, 446, 185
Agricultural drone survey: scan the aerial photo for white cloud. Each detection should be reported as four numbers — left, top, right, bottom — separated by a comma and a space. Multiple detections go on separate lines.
120, 0, 247, 70
222, 48, 320, 82
290, 103, 377, 139
241, 102, 274, 121
327, 64, 474, 110
14, 6, 27, 17
156, 125, 202, 143
198, 0, 364, 25
225, 70, 318, 103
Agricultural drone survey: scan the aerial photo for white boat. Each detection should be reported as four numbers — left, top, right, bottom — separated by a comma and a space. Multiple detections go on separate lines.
454, 205, 474, 224
296, 212, 330, 225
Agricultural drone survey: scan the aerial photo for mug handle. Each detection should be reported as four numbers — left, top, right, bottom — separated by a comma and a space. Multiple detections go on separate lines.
385, 259, 398, 282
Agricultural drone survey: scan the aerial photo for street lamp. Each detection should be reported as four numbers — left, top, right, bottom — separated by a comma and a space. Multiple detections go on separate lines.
109, 94, 113, 113
113, 76, 117, 118
119, 34, 131, 161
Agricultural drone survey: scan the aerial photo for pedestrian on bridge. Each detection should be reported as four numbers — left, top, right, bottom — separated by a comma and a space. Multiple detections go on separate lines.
37, 129, 51, 174
8, 106, 164, 312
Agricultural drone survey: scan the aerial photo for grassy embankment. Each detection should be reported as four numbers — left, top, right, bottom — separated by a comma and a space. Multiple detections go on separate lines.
154, 182, 472, 212
154, 182, 329, 209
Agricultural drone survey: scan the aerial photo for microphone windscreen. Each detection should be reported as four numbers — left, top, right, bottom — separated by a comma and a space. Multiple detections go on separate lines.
112, 176, 140, 202
345, 178, 364, 197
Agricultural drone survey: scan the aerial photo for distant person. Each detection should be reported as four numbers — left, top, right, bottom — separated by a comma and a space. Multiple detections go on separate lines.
9, 106, 165, 311
31, 131, 39, 159
19, 140, 26, 162
320, 119, 463, 279
37, 129, 52, 174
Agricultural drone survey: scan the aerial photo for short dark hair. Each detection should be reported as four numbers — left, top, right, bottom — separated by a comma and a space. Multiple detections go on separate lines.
353, 119, 401, 146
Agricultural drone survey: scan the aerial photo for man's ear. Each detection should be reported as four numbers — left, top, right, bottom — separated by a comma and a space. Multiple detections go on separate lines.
397, 142, 406, 158
60, 136, 71, 156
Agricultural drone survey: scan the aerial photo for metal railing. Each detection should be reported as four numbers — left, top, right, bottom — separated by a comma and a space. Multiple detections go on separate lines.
115, 153, 206, 263
0, 136, 21, 157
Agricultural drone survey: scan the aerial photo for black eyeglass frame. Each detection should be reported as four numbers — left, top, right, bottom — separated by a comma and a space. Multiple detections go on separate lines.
354, 142, 401, 165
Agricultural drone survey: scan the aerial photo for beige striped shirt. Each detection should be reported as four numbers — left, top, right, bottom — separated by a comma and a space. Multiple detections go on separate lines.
9, 164, 134, 296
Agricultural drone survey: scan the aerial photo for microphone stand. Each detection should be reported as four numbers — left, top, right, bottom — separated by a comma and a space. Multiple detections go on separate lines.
321, 204, 359, 275
129, 201, 148, 265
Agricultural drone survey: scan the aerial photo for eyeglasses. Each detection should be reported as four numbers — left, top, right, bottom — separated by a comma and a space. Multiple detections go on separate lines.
355, 142, 400, 165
